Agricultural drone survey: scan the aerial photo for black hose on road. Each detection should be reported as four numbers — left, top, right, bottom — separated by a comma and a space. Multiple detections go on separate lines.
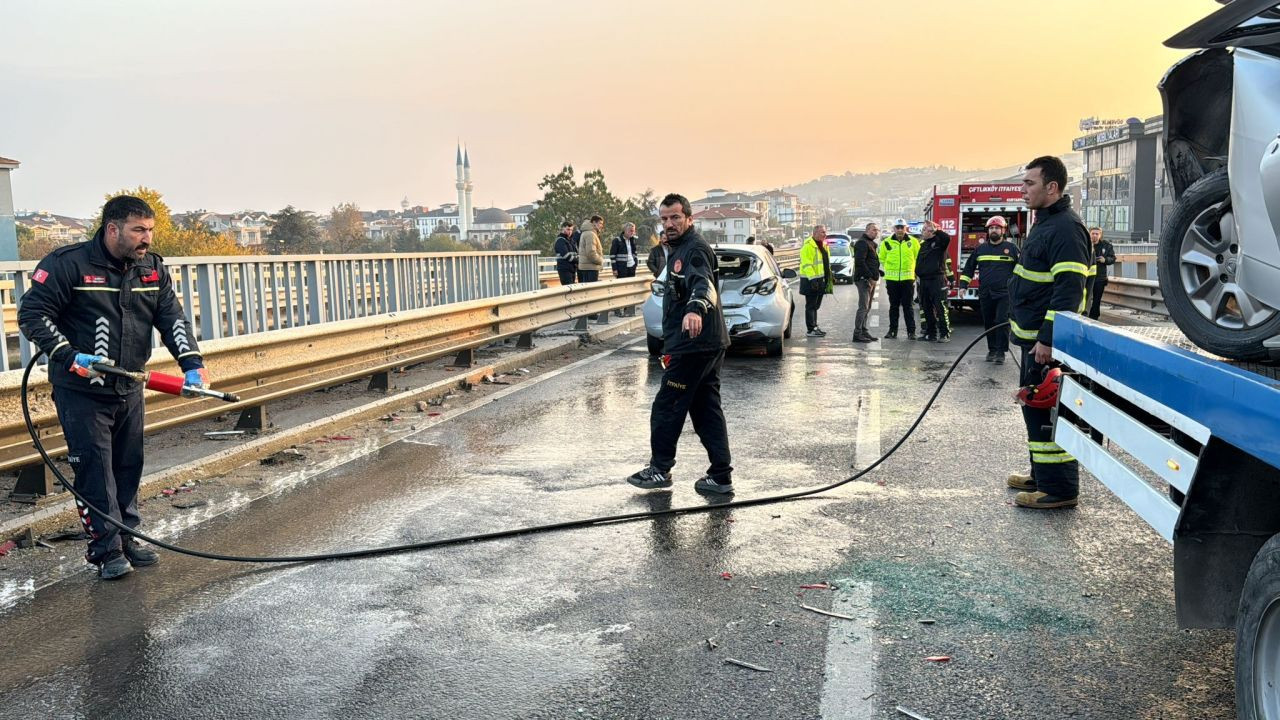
21, 323, 1010, 565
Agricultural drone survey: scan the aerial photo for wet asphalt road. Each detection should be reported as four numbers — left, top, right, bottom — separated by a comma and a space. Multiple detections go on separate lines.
0, 285, 1237, 719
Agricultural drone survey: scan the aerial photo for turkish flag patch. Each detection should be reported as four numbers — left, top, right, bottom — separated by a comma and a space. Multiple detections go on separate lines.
32, 269, 48, 284
83, 275, 106, 285
141, 270, 159, 283
673, 259, 683, 273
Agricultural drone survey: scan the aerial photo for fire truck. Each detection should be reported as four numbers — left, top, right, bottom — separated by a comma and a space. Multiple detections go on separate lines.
922, 183, 1031, 310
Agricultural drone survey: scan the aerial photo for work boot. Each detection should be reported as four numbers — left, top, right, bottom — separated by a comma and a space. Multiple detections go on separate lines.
627, 465, 673, 490
860, 332, 879, 342
994, 354, 1006, 365
985, 351, 997, 362
694, 476, 735, 496
123, 538, 159, 567
907, 331, 917, 340
1007, 471, 1036, 491
814, 327, 828, 336
852, 334, 869, 343
95, 550, 133, 581
884, 331, 898, 340
1014, 491, 1078, 509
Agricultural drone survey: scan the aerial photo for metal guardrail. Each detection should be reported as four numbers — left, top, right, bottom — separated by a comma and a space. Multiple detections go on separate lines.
1112, 243, 1159, 255
0, 277, 652, 477
1103, 277, 1168, 317
0, 251, 543, 371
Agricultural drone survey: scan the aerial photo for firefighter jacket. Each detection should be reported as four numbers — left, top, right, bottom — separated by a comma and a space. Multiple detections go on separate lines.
18, 235, 204, 396
959, 239, 1020, 297
609, 233, 639, 273
553, 232, 578, 272
877, 234, 920, 281
1091, 239, 1116, 282
915, 231, 952, 279
1007, 196, 1091, 347
799, 236, 833, 294
660, 228, 730, 356
852, 235, 879, 282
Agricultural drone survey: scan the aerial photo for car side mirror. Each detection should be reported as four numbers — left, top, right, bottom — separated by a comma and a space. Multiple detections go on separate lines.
781, 268, 798, 279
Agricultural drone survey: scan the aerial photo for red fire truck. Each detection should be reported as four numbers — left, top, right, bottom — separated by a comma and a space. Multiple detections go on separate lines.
922, 183, 1031, 310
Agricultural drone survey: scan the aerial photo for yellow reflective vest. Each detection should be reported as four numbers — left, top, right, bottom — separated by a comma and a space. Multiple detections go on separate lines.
878, 234, 921, 281
799, 237, 834, 293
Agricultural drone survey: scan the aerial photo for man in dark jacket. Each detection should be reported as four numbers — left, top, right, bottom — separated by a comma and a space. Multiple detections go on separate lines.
553, 220, 577, 286
646, 238, 667, 276
1086, 227, 1116, 319
628, 193, 734, 497
18, 195, 208, 579
960, 215, 1020, 362
610, 222, 640, 279
915, 221, 953, 342
1006, 155, 1091, 510
852, 222, 880, 342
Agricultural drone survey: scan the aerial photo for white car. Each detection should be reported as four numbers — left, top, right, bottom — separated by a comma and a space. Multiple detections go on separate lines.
644, 244, 797, 357
826, 233, 854, 284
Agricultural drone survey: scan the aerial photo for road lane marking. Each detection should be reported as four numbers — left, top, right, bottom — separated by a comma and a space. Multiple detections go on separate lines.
853, 389, 881, 470
819, 581, 877, 719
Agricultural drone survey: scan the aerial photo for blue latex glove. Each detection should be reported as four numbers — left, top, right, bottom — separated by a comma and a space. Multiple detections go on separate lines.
70, 353, 111, 379
185, 368, 208, 389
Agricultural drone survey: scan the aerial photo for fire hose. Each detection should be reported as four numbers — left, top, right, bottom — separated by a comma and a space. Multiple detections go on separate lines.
20, 324, 1011, 565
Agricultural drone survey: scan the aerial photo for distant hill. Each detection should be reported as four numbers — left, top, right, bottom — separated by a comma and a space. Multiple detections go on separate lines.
782, 154, 1083, 205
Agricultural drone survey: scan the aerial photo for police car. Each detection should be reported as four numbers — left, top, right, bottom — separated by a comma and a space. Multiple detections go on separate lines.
825, 232, 854, 284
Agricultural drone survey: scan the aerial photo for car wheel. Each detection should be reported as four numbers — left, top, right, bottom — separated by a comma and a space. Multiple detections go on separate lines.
1235, 532, 1280, 720
646, 334, 663, 356
1159, 168, 1280, 361
783, 304, 794, 339
765, 337, 784, 357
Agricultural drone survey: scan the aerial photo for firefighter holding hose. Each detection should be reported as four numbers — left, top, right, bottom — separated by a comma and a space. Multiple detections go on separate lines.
18, 195, 209, 579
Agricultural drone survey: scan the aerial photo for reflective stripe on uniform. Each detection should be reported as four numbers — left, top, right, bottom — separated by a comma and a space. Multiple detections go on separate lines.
977, 256, 1015, 262
1028, 441, 1061, 452
959, 275, 972, 283
1013, 265, 1053, 283
1010, 319, 1039, 340
132, 287, 158, 292
73, 287, 121, 292
1032, 451, 1075, 464
1051, 261, 1089, 276
1045, 310, 1057, 321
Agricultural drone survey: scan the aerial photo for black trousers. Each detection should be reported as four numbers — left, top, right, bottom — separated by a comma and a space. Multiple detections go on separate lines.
577, 269, 599, 283
980, 293, 1010, 353
650, 350, 732, 482
918, 275, 950, 338
1089, 280, 1106, 320
886, 280, 915, 334
804, 291, 825, 331
1018, 345, 1079, 498
54, 388, 146, 563
614, 265, 637, 279
557, 268, 576, 286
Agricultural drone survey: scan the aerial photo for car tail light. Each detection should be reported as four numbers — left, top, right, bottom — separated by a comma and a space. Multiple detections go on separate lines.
742, 278, 778, 296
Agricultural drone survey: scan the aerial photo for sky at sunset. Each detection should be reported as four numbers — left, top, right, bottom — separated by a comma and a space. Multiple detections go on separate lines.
1, 0, 1216, 216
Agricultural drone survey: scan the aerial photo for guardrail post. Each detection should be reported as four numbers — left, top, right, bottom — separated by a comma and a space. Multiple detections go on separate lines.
450, 348, 475, 368
236, 405, 269, 431
574, 316, 589, 331
8, 462, 59, 503
367, 370, 391, 392
517, 332, 535, 349
595, 306, 611, 325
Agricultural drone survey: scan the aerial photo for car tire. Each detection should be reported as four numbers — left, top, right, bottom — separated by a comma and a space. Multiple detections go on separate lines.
646, 334, 663, 356
783, 305, 794, 339
1159, 168, 1280, 361
1234, 532, 1280, 720
765, 337, 784, 357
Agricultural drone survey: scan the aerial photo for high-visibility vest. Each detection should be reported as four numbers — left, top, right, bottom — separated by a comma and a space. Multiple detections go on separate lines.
878, 235, 920, 281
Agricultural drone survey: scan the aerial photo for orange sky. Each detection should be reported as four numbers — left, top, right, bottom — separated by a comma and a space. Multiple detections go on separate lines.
1, 0, 1214, 215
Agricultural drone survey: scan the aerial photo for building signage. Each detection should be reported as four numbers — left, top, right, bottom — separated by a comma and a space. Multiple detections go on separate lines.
1072, 125, 1128, 151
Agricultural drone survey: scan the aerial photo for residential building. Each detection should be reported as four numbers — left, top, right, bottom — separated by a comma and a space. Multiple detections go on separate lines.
691, 189, 769, 219
0, 156, 17, 260
506, 204, 536, 228
179, 210, 272, 246
16, 211, 90, 245
753, 189, 801, 227
691, 208, 763, 244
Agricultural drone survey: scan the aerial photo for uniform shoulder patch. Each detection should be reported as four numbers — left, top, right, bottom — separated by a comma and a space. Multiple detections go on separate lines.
32, 269, 49, 284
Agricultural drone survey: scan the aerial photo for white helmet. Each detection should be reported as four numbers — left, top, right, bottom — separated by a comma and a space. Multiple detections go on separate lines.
893, 217, 908, 228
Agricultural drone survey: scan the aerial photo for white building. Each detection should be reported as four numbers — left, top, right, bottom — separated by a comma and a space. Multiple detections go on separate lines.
691, 208, 763, 244
17, 211, 90, 245
506, 204, 536, 228
691, 189, 769, 219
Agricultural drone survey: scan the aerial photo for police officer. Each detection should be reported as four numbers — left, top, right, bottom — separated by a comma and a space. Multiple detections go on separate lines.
915, 220, 953, 343
18, 195, 208, 579
1006, 156, 1091, 510
877, 218, 920, 339
959, 216, 1020, 363
627, 193, 734, 496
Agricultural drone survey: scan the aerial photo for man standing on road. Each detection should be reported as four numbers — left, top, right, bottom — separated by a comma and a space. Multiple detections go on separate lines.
576, 215, 605, 283
916, 220, 953, 343
959, 216, 1020, 363
877, 218, 920, 339
1086, 227, 1116, 320
852, 222, 880, 343
1006, 156, 1091, 510
628, 193, 734, 497
798, 225, 834, 337
646, 235, 667, 277
17, 195, 209, 579
553, 220, 578, 286
610, 222, 640, 280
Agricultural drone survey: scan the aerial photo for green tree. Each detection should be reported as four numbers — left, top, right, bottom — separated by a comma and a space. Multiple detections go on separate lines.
95, 186, 255, 256
423, 232, 471, 252
324, 203, 366, 254
390, 227, 423, 253
16, 224, 61, 260
268, 205, 323, 254
522, 166, 627, 253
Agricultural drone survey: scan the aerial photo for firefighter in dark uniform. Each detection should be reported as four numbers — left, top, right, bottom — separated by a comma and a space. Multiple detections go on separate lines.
1086, 227, 1116, 320
959, 215, 1020, 363
915, 220, 953, 343
17, 196, 208, 579
627, 193, 734, 496
1006, 157, 1091, 510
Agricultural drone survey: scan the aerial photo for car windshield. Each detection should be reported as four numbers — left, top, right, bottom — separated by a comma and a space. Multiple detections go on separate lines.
716, 252, 757, 279
829, 245, 851, 257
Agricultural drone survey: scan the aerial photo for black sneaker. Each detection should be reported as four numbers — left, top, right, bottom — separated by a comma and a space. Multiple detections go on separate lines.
694, 476, 735, 496
985, 351, 997, 362
627, 466, 673, 489
907, 332, 917, 340
123, 538, 159, 567
95, 550, 133, 580
994, 354, 1006, 365
814, 327, 828, 336
917, 335, 935, 342
852, 335, 869, 343
861, 333, 878, 342
884, 331, 898, 340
